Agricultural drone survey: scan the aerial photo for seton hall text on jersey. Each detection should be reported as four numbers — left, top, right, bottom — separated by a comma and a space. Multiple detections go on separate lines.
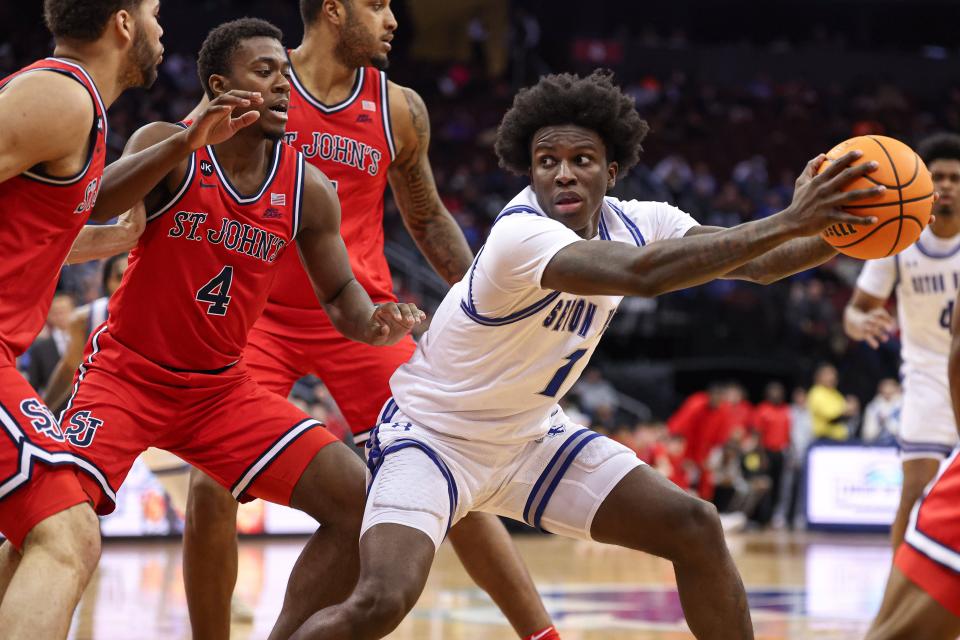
283, 131, 382, 176
167, 211, 287, 263
909, 271, 960, 294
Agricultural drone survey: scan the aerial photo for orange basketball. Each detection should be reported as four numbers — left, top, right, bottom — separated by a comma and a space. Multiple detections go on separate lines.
817, 135, 934, 259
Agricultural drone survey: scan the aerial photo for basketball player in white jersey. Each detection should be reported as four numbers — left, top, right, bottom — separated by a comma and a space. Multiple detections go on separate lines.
286, 70, 885, 640
844, 133, 960, 549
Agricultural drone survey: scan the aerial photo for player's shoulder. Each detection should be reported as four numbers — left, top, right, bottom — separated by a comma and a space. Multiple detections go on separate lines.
300, 159, 336, 193
385, 78, 421, 114
604, 195, 681, 218
386, 79, 428, 153
0, 70, 93, 133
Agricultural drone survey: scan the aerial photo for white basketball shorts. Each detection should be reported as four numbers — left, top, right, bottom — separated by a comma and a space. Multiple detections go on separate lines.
361, 404, 642, 551
900, 365, 958, 461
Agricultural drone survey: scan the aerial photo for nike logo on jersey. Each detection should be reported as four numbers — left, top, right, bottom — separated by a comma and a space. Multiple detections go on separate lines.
167, 211, 287, 263
283, 131, 382, 176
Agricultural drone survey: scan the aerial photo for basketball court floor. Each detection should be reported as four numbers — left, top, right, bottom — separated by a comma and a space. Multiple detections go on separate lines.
69, 529, 888, 639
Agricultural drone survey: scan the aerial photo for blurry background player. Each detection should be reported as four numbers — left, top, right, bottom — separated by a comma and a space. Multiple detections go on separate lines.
844, 132, 960, 548
287, 70, 884, 640
60, 18, 423, 640
182, 2, 559, 639
865, 281, 960, 640
0, 1, 164, 638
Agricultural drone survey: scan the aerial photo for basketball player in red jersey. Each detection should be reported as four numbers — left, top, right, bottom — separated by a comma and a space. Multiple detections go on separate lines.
867, 284, 960, 639
182, 2, 558, 639
59, 17, 423, 638
0, 1, 165, 637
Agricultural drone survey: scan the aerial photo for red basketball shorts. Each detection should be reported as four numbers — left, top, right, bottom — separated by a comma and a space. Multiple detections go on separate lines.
60, 328, 338, 515
245, 309, 416, 443
0, 363, 89, 549
897, 449, 960, 616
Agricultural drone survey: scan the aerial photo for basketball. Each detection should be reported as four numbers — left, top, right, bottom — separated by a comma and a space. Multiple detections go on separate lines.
818, 135, 934, 259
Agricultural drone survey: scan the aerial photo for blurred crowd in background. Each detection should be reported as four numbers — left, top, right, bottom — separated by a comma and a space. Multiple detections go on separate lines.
5, 0, 956, 530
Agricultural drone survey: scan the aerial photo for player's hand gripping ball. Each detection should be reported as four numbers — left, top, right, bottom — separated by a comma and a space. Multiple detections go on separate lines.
819, 135, 934, 259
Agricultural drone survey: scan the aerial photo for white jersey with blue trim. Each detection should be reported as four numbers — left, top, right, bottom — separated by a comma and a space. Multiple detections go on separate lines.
857, 226, 960, 372
389, 187, 698, 444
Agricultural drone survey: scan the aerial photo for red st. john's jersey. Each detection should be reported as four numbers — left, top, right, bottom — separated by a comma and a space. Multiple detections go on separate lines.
107, 138, 305, 371
0, 58, 107, 361
263, 62, 395, 329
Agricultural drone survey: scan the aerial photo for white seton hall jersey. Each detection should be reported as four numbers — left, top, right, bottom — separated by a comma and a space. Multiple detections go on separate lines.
389, 187, 698, 444
857, 226, 960, 372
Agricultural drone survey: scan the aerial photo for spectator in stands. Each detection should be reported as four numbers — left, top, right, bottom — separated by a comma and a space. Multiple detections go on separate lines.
574, 367, 620, 417
725, 382, 754, 434
652, 432, 693, 493
808, 363, 856, 441
632, 421, 661, 464
710, 435, 747, 513
739, 429, 773, 525
25, 293, 74, 394
786, 386, 813, 529
752, 382, 791, 525
861, 378, 902, 443
668, 382, 732, 499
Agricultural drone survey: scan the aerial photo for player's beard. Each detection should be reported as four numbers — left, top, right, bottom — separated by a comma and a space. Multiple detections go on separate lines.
335, 10, 389, 71
122, 27, 160, 89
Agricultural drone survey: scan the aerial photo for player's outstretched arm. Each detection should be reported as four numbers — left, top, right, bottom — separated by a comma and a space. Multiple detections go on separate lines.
542, 151, 880, 297
0, 72, 94, 184
66, 202, 146, 264
844, 288, 895, 348
91, 90, 263, 221
42, 307, 91, 411
687, 152, 885, 284
387, 85, 473, 284
296, 165, 425, 345
687, 230, 837, 284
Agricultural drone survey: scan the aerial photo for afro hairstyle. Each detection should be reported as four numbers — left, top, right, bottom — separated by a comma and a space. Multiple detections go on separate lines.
494, 69, 650, 175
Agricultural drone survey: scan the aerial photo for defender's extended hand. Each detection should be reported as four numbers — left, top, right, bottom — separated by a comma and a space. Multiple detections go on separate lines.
368, 303, 426, 346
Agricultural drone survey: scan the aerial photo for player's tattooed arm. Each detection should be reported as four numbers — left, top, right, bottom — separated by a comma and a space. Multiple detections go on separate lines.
387, 85, 473, 285
542, 152, 882, 297
66, 202, 146, 264
296, 165, 425, 345
685, 227, 837, 284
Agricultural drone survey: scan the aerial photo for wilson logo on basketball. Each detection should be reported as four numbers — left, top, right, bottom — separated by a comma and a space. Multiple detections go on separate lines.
823, 223, 858, 239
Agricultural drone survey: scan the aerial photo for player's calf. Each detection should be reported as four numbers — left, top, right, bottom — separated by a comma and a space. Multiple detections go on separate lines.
183, 468, 240, 640
0, 503, 101, 640
267, 442, 367, 639
289, 522, 436, 640
591, 466, 752, 640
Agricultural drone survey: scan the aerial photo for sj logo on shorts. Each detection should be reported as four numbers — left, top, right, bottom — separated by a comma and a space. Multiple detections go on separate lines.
63, 410, 103, 448
19, 398, 64, 442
